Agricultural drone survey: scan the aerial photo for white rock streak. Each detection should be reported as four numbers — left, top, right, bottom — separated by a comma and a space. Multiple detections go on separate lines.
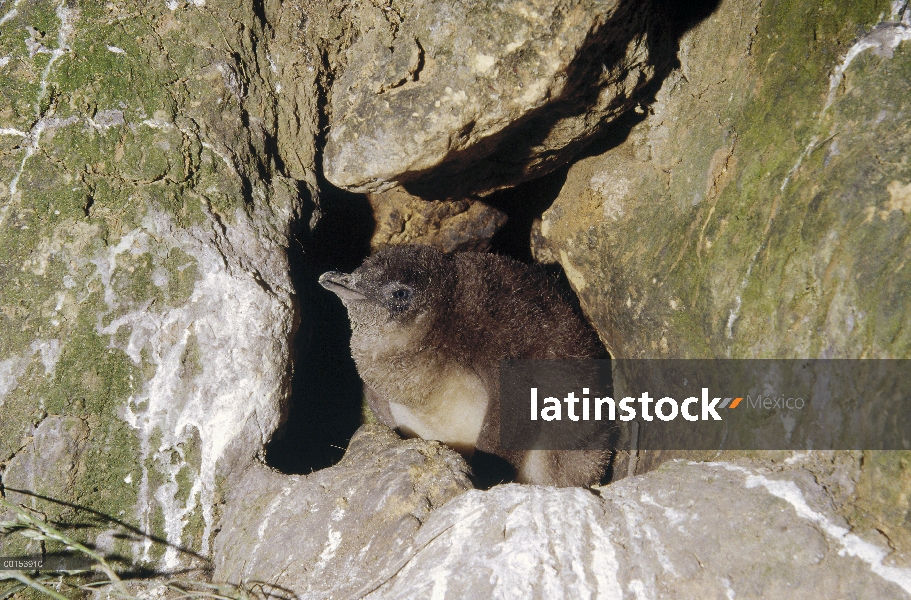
249, 481, 297, 563
200, 141, 239, 178
103, 210, 289, 569
728, 12, 911, 340
0, 339, 62, 408
824, 21, 911, 112
747, 474, 911, 594
370, 486, 624, 600
713, 462, 911, 595
0, 355, 30, 408
0, 8, 18, 28
782, 14, 911, 194
2, 3, 78, 229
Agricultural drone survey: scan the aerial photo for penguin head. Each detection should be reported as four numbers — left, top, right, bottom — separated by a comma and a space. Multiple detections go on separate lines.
319, 245, 452, 340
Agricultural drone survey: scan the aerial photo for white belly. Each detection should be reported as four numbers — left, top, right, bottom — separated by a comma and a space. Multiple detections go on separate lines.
389, 371, 489, 456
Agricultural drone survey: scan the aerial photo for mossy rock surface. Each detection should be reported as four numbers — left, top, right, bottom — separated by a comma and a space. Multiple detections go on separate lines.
541, 0, 911, 359
539, 0, 911, 554
0, 0, 315, 569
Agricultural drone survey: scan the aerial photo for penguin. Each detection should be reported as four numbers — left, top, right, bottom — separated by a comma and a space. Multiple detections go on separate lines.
318, 244, 609, 487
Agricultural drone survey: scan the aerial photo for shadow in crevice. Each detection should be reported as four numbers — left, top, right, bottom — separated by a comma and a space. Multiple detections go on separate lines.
485, 166, 571, 263
653, 0, 724, 41
473, 0, 724, 270
264, 183, 374, 475
265, 14, 376, 473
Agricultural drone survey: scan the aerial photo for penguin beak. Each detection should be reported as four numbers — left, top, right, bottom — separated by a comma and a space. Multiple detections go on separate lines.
319, 271, 368, 301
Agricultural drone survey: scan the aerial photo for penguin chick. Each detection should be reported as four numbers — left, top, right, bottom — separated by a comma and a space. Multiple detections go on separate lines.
319, 244, 608, 487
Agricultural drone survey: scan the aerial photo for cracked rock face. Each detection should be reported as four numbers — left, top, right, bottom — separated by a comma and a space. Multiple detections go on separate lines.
323, 0, 657, 198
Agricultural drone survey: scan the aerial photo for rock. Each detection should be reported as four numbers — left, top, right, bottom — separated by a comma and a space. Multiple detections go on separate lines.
0, 418, 89, 556
3, 0, 910, 592
0, 0, 315, 570
212, 424, 473, 598
1, 416, 89, 557
3, 416, 88, 505
368, 187, 507, 253
323, 0, 660, 198
535, 0, 911, 554
367, 461, 911, 599
537, 0, 911, 360
215, 448, 911, 599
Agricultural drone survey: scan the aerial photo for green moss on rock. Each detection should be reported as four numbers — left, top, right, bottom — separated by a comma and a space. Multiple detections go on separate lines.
540, 0, 911, 556
1, 0, 297, 568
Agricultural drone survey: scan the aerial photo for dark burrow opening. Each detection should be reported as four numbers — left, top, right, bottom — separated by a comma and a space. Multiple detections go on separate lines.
262, 83, 660, 480
264, 184, 375, 474
264, 166, 614, 483
264, 0, 724, 480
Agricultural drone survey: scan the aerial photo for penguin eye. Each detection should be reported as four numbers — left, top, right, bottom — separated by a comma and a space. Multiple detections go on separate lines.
385, 286, 413, 315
